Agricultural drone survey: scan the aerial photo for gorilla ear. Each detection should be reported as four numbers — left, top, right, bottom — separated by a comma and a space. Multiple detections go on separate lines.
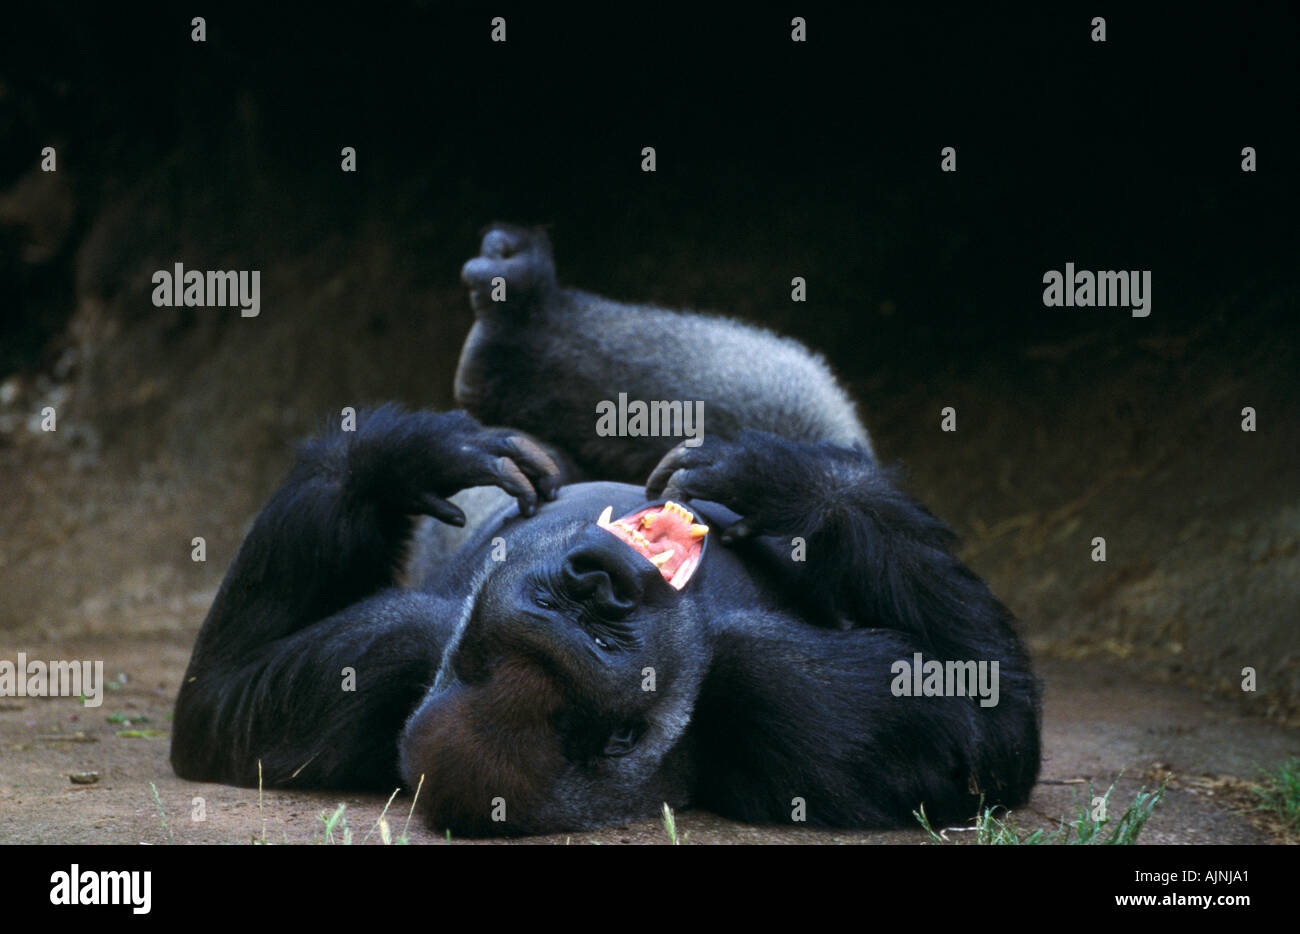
602, 723, 644, 757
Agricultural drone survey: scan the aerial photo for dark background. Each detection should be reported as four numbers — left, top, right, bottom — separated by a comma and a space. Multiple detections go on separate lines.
1, 3, 1297, 719
6, 3, 1295, 362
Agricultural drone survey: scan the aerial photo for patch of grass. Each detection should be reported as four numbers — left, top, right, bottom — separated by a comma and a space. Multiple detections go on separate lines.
149, 782, 174, 845
361, 788, 401, 845
241, 768, 424, 844
319, 803, 353, 845
1253, 757, 1300, 837
316, 777, 425, 845
662, 803, 688, 844
915, 802, 1033, 844
402, 773, 424, 845
1066, 781, 1165, 844
914, 779, 1166, 845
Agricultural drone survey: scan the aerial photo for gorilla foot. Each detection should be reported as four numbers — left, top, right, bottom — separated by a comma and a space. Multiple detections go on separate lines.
460, 222, 558, 314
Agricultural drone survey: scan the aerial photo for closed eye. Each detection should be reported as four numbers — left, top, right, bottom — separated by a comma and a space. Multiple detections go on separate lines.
530, 584, 633, 650
584, 616, 640, 652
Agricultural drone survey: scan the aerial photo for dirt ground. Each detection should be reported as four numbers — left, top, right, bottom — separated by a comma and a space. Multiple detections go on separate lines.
0, 640, 1290, 844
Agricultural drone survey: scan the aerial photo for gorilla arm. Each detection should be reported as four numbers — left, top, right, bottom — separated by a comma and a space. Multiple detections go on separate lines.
648, 431, 1042, 827
170, 406, 559, 789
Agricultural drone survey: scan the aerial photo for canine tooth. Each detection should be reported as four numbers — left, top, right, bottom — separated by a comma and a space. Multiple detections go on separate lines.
650, 551, 672, 567
597, 506, 613, 526
689, 524, 709, 539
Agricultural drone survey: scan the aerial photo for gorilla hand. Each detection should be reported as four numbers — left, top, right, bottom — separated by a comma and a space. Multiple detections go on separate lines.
355, 408, 562, 523
645, 430, 875, 545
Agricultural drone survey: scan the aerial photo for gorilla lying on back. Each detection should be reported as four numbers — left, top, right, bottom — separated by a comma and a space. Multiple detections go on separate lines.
171, 224, 1041, 835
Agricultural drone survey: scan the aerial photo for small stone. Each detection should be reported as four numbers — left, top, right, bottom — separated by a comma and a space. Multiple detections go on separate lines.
69, 772, 100, 785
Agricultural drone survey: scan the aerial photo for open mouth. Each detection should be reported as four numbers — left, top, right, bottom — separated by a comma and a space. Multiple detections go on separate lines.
596, 501, 709, 590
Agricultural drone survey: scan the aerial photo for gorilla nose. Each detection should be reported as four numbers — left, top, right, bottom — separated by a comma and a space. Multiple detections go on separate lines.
559, 534, 658, 619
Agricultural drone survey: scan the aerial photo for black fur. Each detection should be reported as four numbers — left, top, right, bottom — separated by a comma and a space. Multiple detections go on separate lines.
455, 223, 873, 480
171, 226, 1041, 835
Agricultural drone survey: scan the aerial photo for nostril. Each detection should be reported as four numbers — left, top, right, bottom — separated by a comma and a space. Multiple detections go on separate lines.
560, 563, 601, 599
561, 553, 640, 618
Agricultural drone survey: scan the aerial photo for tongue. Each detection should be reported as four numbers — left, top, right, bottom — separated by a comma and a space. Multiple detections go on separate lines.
596, 502, 709, 590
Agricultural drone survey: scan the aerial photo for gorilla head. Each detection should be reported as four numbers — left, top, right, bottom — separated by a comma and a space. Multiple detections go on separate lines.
399, 495, 713, 835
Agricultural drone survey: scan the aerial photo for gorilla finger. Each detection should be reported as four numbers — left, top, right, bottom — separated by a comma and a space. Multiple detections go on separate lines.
659, 471, 705, 505
492, 456, 539, 517
667, 459, 740, 504
501, 435, 562, 500
411, 493, 467, 527
646, 445, 708, 498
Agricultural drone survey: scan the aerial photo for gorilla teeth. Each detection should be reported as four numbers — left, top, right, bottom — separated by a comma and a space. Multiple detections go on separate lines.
595, 501, 709, 590
668, 560, 698, 590
663, 501, 694, 522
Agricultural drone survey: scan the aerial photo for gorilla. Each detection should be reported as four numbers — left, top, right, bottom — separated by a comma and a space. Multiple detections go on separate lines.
171, 224, 1041, 836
